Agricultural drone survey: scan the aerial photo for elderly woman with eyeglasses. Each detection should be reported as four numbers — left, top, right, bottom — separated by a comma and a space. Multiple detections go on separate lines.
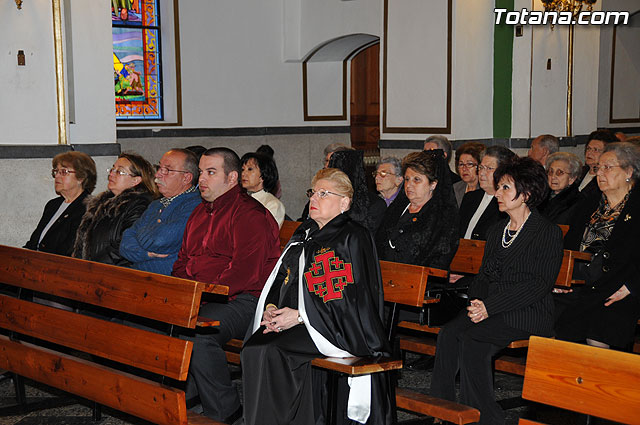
25, 152, 97, 257
242, 168, 392, 425
453, 142, 485, 206
72, 152, 158, 266
556, 142, 640, 350
538, 152, 584, 225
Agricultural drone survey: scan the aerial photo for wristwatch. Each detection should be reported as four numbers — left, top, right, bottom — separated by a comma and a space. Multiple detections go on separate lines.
297, 314, 304, 324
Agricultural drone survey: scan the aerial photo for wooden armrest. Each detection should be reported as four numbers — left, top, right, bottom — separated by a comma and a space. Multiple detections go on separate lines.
570, 280, 585, 285
424, 267, 448, 279
424, 297, 440, 304
311, 356, 402, 376
396, 388, 480, 425
196, 316, 220, 327
201, 283, 230, 295
506, 339, 529, 349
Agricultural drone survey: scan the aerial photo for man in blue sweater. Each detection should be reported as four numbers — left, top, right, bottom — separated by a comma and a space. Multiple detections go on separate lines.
120, 148, 201, 275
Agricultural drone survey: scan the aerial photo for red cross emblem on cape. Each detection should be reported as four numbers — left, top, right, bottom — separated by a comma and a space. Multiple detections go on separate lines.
304, 250, 354, 302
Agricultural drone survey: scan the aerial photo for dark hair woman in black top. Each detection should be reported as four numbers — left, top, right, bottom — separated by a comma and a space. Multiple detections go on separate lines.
431, 157, 563, 425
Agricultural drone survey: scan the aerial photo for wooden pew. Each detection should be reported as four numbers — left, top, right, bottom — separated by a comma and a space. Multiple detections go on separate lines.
224, 259, 480, 424
398, 238, 591, 376
520, 336, 640, 425
279, 220, 301, 250
0, 245, 228, 425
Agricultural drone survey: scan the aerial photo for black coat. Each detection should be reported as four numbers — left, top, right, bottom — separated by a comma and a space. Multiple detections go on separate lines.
72, 187, 153, 266
458, 190, 506, 240
25, 191, 91, 256
539, 183, 584, 225
375, 193, 459, 270
559, 188, 640, 347
468, 210, 563, 336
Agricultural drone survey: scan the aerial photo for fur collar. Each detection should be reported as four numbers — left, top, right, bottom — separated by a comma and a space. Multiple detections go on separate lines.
72, 187, 151, 259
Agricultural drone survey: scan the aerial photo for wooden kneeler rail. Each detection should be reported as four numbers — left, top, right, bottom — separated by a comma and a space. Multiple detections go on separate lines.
0, 245, 228, 425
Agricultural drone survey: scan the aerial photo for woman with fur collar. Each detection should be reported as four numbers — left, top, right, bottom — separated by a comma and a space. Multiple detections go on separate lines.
73, 152, 158, 266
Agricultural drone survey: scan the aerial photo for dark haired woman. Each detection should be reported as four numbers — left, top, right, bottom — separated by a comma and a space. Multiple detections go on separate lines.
431, 157, 563, 425
73, 152, 158, 266
241, 152, 285, 228
26, 151, 97, 256
453, 142, 485, 206
376, 150, 459, 269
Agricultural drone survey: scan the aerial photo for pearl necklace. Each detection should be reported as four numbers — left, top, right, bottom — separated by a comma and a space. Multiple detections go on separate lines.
501, 211, 531, 248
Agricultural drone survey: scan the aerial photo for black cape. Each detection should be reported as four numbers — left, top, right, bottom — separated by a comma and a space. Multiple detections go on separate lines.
245, 214, 393, 425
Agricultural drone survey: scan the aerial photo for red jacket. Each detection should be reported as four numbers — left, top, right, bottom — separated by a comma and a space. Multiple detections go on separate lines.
172, 185, 280, 298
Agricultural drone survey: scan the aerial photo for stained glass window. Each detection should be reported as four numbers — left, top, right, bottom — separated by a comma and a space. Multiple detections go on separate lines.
112, 0, 163, 120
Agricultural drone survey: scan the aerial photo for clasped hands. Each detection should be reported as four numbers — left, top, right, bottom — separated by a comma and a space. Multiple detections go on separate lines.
261, 305, 300, 334
467, 299, 488, 323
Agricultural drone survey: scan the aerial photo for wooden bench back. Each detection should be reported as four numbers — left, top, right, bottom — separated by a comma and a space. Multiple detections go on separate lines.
521, 336, 640, 425
0, 245, 228, 425
380, 260, 447, 307
449, 239, 590, 288
449, 239, 485, 275
0, 245, 227, 328
279, 220, 302, 250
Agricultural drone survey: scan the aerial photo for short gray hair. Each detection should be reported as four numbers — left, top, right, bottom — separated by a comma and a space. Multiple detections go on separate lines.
377, 156, 402, 176
323, 143, 351, 158
535, 134, 560, 154
603, 142, 640, 183
169, 148, 199, 186
424, 135, 452, 163
546, 152, 583, 180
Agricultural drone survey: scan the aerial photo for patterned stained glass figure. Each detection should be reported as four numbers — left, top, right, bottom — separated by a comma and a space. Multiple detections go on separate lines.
112, 0, 163, 120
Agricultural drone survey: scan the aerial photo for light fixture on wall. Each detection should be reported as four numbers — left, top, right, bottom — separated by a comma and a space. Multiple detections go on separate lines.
541, 0, 596, 17
541, 0, 598, 137
15, 0, 23, 9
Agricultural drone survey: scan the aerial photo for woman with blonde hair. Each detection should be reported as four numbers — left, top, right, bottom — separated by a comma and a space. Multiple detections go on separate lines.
242, 168, 392, 425
73, 152, 157, 266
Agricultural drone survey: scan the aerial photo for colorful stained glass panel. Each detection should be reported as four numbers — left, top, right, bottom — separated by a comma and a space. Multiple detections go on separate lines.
112, 0, 162, 120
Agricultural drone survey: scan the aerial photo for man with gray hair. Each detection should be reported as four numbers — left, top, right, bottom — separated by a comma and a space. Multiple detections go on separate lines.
374, 156, 404, 206
528, 134, 560, 166
120, 148, 201, 276
423, 135, 461, 183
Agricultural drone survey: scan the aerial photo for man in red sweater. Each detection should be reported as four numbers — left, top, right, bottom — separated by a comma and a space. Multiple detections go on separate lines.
173, 147, 280, 423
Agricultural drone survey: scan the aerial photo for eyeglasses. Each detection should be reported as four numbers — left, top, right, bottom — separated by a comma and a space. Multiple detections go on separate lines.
593, 164, 622, 174
372, 171, 396, 178
477, 165, 496, 172
107, 167, 133, 177
586, 146, 604, 154
547, 169, 568, 177
457, 162, 478, 169
51, 169, 76, 177
306, 189, 346, 199
155, 164, 189, 176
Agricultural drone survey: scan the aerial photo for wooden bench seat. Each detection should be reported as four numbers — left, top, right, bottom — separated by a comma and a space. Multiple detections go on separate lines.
520, 336, 640, 424
0, 245, 228, 425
